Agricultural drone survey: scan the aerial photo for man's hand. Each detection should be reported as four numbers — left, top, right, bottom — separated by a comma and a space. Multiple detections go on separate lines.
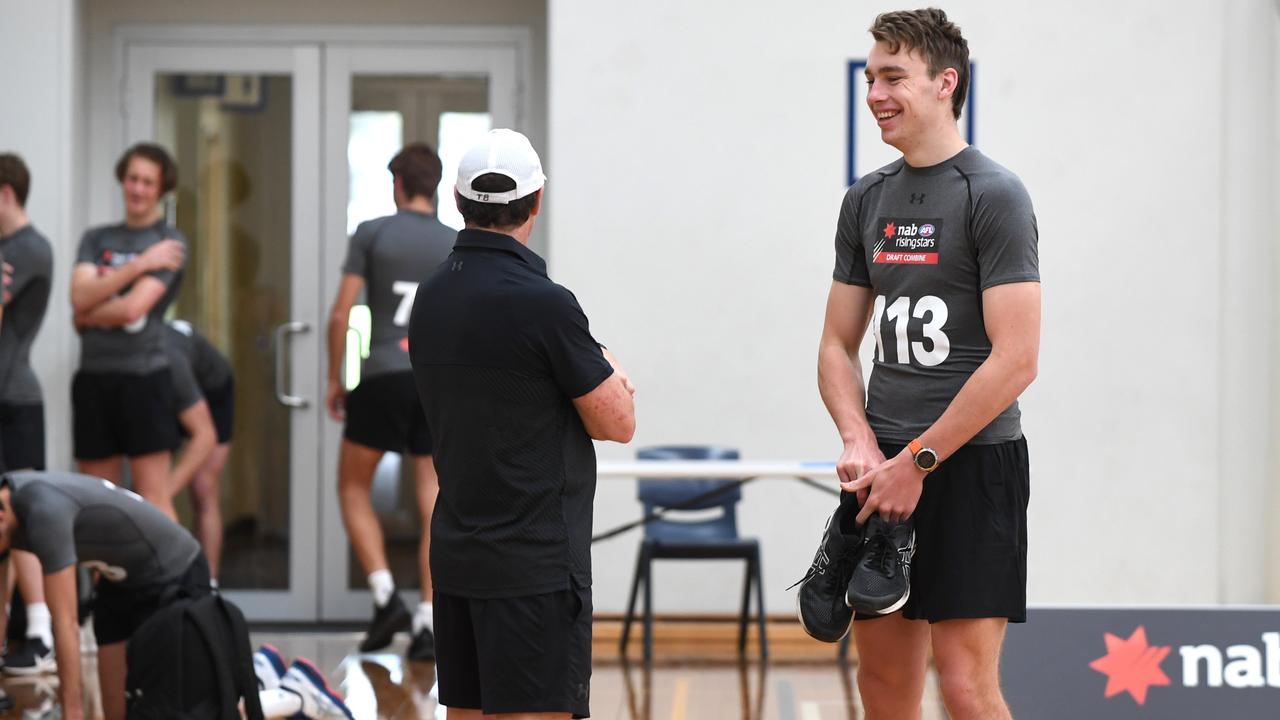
841, 448, 927, 525
2, 261, 12, 305
326, 378, 347, 422
836, 439, 886, 505
137, 238, 185, 273
601, 347, 636, 396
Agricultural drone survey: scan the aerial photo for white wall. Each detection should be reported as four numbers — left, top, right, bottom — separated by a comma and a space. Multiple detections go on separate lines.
0, 0, 82, 470
549, 0, 1280, 612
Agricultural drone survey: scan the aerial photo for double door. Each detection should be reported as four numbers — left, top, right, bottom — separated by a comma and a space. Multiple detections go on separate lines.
122, 32, 523, 620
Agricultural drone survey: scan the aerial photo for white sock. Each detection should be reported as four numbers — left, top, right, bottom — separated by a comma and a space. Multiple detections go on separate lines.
368, 570, 395, 608
412, 601, 434, 634
259, 687, 303, 718
26, 603, 52, 648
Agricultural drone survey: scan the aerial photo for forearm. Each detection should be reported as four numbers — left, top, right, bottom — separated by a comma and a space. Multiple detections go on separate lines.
76, 295, 138, 329
71, 264, 145, 313
817, 341, 878, 446
326, 311, 348, 384
918, 351, 1036, 461
47, 571, 84, 719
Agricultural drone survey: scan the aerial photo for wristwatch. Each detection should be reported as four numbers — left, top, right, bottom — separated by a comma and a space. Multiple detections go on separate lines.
907, 438, 939, 473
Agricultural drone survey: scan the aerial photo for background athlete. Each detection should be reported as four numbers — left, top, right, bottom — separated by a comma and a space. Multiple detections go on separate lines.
71, 143, 187, 512
817, 10, 1040, 720
0, 152, 56, 675
326, 143, 456, 659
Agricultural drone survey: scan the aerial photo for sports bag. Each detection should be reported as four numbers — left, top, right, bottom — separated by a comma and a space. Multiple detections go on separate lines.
124, 588, 264, 720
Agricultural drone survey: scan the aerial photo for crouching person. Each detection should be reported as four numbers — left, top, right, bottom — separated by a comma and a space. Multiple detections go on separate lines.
0, 470, 353, 720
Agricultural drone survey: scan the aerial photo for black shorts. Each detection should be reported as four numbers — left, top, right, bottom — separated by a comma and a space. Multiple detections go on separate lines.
854, 436, 1030, 624
73, 369, 182, 460
93, 553, 211, 646
178, 378, 234, 444
343, 371, 431, 455
205, 378, 234, 444
435, 583, 592, 718
0, 402, 45, 472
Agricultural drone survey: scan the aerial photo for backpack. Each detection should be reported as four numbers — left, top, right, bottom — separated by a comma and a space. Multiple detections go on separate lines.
124, 588, 265, 720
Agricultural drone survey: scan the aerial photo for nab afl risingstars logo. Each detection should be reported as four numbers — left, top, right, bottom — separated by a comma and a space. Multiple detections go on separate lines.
872, 218, 942, 265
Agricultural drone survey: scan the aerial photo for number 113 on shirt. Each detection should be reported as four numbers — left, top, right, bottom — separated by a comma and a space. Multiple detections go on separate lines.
871, 294, 950, 367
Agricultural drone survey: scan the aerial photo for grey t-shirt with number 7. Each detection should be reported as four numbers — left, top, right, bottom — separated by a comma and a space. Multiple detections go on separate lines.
833, 146, 1039, 445
342, 210, 456, 378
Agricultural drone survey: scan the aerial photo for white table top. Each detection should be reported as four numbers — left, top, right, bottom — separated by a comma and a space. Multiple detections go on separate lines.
596, 460, 838, 479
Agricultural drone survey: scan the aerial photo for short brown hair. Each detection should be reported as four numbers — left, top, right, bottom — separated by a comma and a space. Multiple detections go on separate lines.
388, 143, 443, 202
0, 154, 31, 207
870, 8, 970, 120
456, 174, 539, 230
115, 143, 178, 194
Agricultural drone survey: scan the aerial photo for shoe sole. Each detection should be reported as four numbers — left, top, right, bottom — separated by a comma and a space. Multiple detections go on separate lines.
848, 587, 910, 617
2, 658, 56, 676
795, 589, 852, 644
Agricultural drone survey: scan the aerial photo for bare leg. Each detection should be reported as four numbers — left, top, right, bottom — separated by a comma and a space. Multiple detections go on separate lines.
852, 613, 931, 720
448, 710, 486, 720
338, 440, 388, 576
130, 450, 176, 520
413, 454, 439, 600
493, 713, 571, 719
13, 551, 45, 606
931, 618, 1012, 720
78, 456, 124, 485
98, 640, 128, 720
189, 443, 230, 578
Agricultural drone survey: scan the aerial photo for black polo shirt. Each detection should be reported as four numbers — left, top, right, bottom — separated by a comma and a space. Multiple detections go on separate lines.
408, 228, 614, 598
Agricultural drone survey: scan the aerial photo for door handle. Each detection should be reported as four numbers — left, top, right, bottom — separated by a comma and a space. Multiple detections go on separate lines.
274, 321, 311, 408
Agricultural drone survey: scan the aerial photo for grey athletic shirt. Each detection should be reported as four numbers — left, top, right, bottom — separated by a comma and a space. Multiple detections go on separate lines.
0, 225, 53, 404
342, 210, 456, 377
5, 470, 201, 587
75, 221, 186, 374
165, 342, 202, 412
834, 147, 1039, 444
165, 320, 232, 391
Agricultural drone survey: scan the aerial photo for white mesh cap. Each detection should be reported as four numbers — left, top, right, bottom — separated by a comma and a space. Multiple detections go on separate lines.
454, 129, 546, 204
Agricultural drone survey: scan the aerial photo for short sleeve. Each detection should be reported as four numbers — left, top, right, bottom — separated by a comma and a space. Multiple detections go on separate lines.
973, 175, 1039, 290
75, 229, 101, 266
833, 189, 871, 287
12, 485, 78, 574
6, 233, 52, 303
342, 220, 375, 278
531, 287, 615, 399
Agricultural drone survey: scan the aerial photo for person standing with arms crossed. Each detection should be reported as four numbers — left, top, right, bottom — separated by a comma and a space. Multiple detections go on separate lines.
326, 144, 456, 659
816, 10, 1039, 720
409, 129, 635, 719
0, 152, 56, 675
71, 143, 187, 513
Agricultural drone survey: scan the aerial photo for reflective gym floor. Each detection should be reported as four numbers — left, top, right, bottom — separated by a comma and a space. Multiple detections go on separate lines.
0, 621, 949, 719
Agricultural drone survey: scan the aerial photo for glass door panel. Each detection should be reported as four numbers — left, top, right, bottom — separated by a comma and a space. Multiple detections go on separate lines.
321, 45, 520, 620
126, 44, 322, 620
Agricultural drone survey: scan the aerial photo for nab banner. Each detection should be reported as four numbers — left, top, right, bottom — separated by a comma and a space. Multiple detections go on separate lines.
1002, 608, 1280, 719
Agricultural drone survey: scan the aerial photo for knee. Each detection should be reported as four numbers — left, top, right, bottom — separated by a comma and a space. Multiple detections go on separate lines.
857, 661, 924, 707
936, 664, 998, 717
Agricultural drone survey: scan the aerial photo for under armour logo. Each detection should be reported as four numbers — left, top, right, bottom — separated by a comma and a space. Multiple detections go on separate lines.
451, 261, 464, 271
909, 193, 926, 204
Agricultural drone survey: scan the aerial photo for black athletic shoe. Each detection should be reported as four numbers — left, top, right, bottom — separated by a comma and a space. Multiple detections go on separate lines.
845, 514, 916, 616
406, 627, 435, 661
792, 499, 866, 643
358, 594, 411, 653
3, 638, 55, 676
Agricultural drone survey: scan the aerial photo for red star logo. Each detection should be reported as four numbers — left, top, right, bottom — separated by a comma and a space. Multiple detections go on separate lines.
1088, 626, 1171, 705
883, 221, 896, 238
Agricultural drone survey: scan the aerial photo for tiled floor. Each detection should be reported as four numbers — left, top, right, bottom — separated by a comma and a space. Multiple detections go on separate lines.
0, 626, 950, 719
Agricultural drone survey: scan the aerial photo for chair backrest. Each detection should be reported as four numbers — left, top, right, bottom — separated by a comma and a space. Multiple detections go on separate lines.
637, 446, 741, 542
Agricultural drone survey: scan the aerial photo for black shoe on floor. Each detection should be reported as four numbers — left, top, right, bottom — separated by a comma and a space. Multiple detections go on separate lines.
358, 594, 411, 653
845, 514, 916, 616
407, 626, 435, 661
792, 498, 866, 643
3, 638, 55, 676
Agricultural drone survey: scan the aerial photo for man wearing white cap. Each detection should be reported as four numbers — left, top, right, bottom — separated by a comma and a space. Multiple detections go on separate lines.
408, 129, 635, 719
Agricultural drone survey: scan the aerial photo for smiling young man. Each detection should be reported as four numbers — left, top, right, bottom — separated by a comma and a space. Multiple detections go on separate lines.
816, 9, 1039, 720
71, 144, 187, 512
